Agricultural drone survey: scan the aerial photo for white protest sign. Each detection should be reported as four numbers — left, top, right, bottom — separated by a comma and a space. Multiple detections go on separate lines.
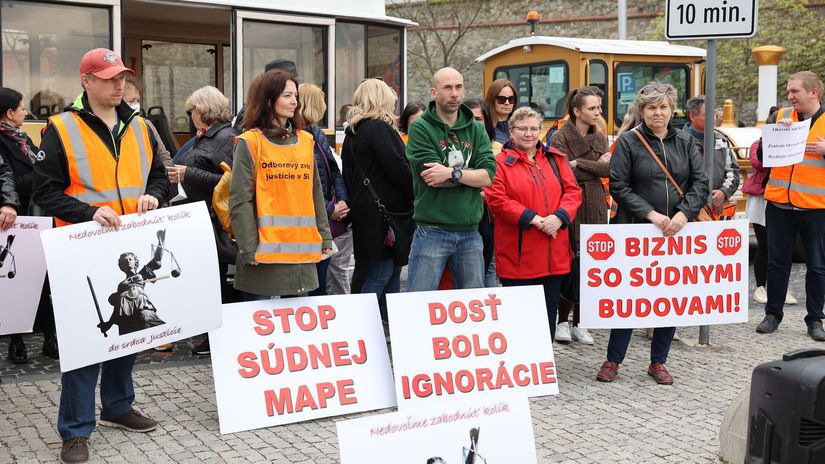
387, 286, 558, 411
41, 202, 222, 372
580, 220, 749, 329
337, 392, 538, 464
761, 119, 811, 167
0, 217, 51, 335
210, 293, 396, 434
666, 0, 758, 40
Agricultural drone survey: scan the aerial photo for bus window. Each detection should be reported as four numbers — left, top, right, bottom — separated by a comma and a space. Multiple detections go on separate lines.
242, 20, 327, 111
335, 23, 402, 128
588, 60, 608, 117
494, 61, 568, 119
1, 1, 110, 119
142, 41, 217, 133
614, 63, 689, 127
223, 45, 232, 101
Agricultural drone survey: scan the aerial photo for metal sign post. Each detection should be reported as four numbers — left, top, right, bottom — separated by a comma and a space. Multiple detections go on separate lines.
665, 0, 758, 345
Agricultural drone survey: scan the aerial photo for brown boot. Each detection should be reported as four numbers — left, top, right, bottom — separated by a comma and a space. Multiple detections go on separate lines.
60, 437, 89, 463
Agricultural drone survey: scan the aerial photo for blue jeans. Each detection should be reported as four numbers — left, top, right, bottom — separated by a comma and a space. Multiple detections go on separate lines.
356, 258, 401, 323
484, 255, 497, 288
406, 226, 484, 292
500, 275, 564, 341
309, 259, 331, 296
606, 327, 676, 364
57, 353, 138, 441
765, 203, 825, 325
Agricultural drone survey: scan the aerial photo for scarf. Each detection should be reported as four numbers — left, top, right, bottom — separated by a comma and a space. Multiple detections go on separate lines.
0, 121, 36, 163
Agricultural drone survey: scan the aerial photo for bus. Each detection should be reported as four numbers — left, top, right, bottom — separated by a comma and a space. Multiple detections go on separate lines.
475, 35, 707, 135
2, 0, 412, 147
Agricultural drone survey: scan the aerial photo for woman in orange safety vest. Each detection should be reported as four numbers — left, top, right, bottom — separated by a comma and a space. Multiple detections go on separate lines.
229, 70, 333, 300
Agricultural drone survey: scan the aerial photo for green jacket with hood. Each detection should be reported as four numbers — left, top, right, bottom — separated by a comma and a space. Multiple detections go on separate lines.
405, 101, 496, 231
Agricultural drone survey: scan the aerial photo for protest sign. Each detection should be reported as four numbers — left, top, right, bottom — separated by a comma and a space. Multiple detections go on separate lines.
0, 217, 51, 335
761, 119, 811, 167
337, 392, 538, 464
580, 220, 749, 329
210, 293, 396, 434
387, 286, 558, 411
40, 202, 221, 372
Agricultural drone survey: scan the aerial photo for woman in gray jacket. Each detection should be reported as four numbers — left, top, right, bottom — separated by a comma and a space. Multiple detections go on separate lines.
596, 82, 709, 386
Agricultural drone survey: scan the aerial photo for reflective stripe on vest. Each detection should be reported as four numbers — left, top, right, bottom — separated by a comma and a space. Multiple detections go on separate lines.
50, 112, 152, 226
237, 128, 322, 263
764, 107, 825, 208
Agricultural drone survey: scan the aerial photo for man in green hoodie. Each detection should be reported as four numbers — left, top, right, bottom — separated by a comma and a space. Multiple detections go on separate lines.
405, 67, 496, 291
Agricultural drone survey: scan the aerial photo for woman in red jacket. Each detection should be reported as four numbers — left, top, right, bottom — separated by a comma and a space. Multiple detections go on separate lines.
485, 107, 582, 341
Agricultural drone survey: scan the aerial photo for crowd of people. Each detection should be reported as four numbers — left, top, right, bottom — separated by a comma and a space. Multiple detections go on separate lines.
1, 46, 824, 463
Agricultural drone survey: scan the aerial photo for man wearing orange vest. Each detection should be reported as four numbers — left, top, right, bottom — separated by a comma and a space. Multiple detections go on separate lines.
754, 71, 825, 341
33, 48, 169, 463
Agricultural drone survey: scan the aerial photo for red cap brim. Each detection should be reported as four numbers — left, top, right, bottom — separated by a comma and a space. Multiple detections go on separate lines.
92, 66, 135, 80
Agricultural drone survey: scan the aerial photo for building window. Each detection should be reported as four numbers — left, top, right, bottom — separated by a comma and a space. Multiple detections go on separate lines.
335, 22, 402, 128
1, 1, 110, 119
588, 60, 608, 119
494, 61, 568, 119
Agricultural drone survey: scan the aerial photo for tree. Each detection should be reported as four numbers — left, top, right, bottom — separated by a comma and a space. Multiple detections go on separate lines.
647, 0, 825, 124
394, 0, 495, 81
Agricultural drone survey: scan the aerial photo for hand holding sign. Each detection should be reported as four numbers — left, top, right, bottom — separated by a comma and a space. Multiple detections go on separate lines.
761, 118, 812, 167
805, 135, 825, 156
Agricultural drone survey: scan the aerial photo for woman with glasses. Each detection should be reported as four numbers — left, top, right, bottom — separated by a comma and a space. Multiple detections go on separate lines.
485, 79, 518, 144
549, 87, 611, 346
596, 81, 708, 385
485, 107, 582, 341
230, 70, 333, 300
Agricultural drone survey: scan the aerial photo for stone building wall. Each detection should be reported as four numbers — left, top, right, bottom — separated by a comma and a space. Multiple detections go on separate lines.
388, 0, 663, 104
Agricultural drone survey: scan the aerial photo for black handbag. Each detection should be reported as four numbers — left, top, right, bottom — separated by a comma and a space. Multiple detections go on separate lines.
210, 210, 237, 265
350, 150, 414, 266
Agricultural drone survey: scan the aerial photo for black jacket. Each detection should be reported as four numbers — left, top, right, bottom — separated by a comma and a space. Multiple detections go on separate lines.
33, 93, 169, 224
610, 123, 709, 223
0, 133, 34, 211
177, 122, 237, 206
0, 153, 19, 210
342, 118, 413, 262
307, 125, 348, 215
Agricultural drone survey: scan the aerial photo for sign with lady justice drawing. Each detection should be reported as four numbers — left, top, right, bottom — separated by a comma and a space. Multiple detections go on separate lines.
0, 217, 51, 335
41, 202, 222, 372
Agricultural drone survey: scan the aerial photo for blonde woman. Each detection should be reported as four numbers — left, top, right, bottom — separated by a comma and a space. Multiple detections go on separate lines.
341, 78, 413, 322
298, 83, 350, 296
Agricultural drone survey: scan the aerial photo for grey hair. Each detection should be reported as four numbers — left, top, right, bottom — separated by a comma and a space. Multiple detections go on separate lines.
507, 106, 543, 130
685, 95, 706, 117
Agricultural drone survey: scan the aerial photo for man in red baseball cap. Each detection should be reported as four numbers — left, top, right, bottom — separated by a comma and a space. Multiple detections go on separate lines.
34, 47, 168, 464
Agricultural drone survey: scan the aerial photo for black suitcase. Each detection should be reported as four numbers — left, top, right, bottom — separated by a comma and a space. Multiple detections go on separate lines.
746, 348, 825, 464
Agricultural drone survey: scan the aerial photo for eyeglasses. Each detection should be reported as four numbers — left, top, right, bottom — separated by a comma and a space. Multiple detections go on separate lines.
640, 83, 675, 95
495, 95, 515, 104
513, 126, 541, 133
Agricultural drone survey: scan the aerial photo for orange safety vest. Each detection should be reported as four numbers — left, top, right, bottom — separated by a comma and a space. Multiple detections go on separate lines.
764, 107, 825, 209
49, 112, 153, 227
400, 133, 409, 145
237, 128, 322, 264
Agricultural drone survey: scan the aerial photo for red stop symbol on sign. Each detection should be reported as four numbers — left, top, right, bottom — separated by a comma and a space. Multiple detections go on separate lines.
716, 228, 742, 256
587, 233, 615, 260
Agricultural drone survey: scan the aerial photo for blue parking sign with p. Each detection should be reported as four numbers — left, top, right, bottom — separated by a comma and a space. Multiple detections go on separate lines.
618, 73, 636, 94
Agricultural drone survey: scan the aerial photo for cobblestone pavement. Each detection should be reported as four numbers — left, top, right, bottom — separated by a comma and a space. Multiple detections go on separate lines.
1, 264, 821, 463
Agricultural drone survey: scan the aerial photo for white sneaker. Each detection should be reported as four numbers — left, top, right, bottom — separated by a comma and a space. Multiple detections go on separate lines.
570, 326, 594, 345
754, 286, 768, 304
785, 291, 798, 305
555, 322, 572, 343
672, 331, 680, 341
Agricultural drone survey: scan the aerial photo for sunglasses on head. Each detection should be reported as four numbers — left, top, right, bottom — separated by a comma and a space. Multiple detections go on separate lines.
495, 95, 515, 104
640, 83, 675, 95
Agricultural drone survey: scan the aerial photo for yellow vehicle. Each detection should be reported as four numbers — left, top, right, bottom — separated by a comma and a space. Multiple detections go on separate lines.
475, 36, 707, 135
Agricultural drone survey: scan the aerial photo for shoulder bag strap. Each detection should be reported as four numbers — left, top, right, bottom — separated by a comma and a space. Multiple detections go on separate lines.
544, 150, 564, 195
348, 144, 388, 216
632, 129, 684, 197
